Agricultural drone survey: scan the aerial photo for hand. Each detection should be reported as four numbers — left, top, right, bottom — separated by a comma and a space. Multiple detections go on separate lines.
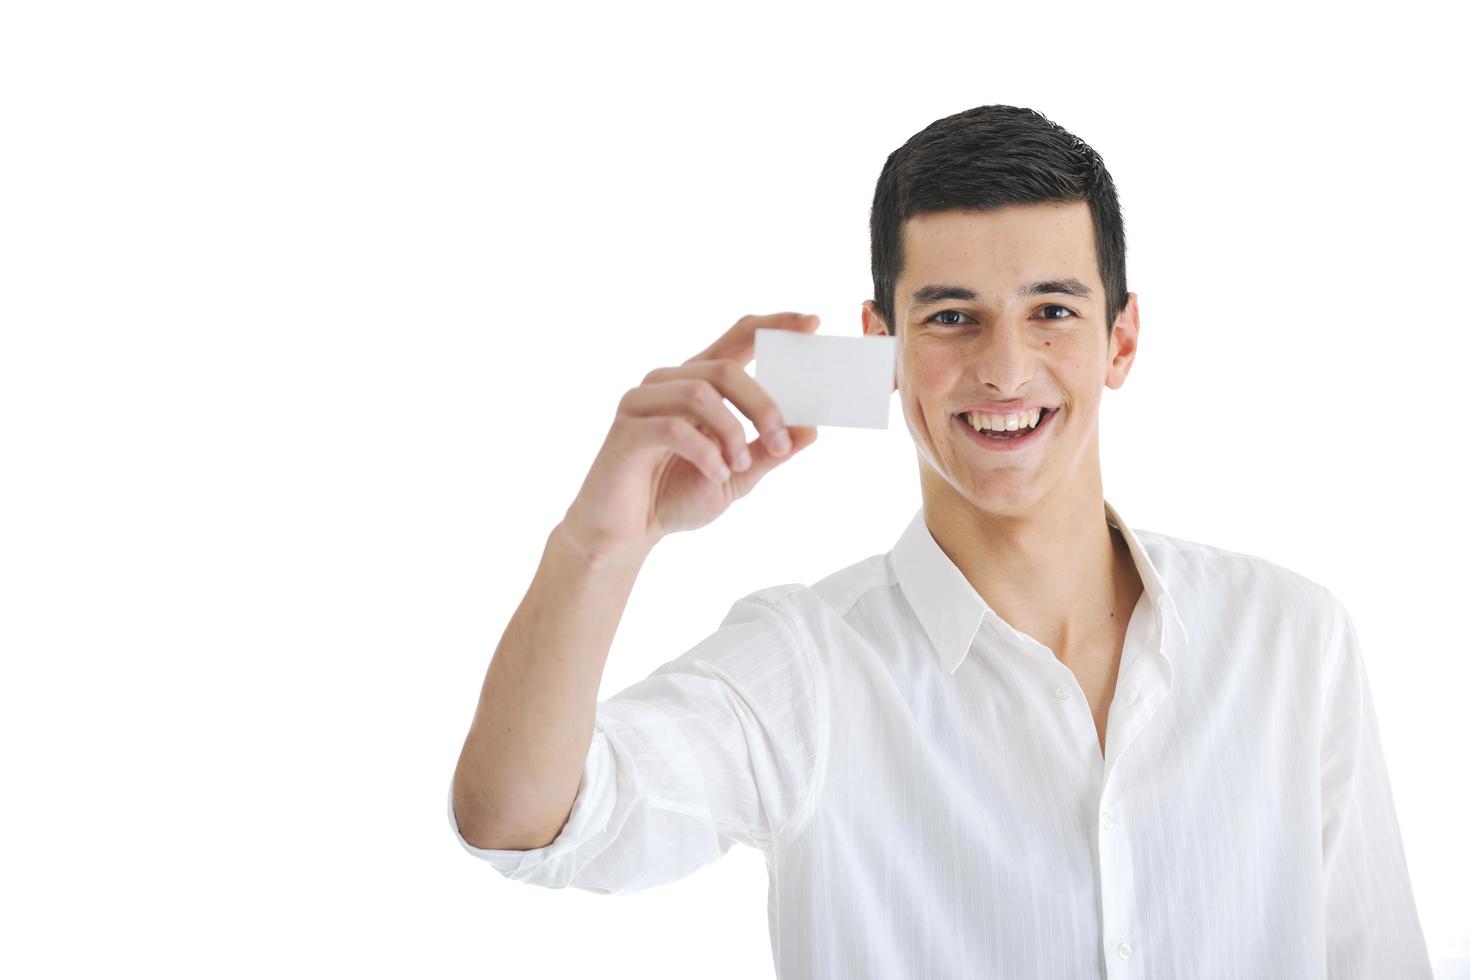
558, 311, 821, 563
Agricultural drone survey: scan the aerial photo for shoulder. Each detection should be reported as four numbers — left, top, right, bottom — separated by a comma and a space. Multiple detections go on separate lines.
1131, 525, 1344, 630
726, 552, 887, 637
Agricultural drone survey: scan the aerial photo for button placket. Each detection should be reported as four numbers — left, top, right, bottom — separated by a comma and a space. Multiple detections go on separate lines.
1096, 780, 1139, 973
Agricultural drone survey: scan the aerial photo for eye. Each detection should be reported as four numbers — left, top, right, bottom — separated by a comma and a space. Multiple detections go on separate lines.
1038, 304, 1077, 320
926, 309, 974, 326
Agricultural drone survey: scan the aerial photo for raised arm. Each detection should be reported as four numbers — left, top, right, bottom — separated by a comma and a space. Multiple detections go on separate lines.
451, 311, 820, 849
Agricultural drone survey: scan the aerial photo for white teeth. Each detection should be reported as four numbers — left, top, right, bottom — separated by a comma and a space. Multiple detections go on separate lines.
966, 408, 1044, 431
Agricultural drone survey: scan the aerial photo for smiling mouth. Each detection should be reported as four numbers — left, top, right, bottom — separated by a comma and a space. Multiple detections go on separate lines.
953, 407, 1058, 449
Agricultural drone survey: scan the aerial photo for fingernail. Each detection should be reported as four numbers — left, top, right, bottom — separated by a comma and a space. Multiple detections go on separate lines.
770, 429, 791, 455
734, 448, 752, 471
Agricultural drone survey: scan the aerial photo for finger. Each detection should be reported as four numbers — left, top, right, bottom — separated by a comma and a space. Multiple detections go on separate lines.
728, 424, 818, 493
641, 358, 792, 458
621, 378, 752, 473
683, 311, 821, 368
639, 414, 730, 484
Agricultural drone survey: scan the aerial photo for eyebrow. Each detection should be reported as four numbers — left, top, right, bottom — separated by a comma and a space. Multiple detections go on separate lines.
910, 278, 1094, 309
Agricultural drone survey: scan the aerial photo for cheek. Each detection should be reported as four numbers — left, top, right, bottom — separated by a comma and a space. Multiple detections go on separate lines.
907, 356, 957, 399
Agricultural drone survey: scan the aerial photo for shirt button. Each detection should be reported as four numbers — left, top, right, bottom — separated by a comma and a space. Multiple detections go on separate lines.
1101, 810, 1114, 829
1117, 942, 1133, 959
1053, 684, 1070, 700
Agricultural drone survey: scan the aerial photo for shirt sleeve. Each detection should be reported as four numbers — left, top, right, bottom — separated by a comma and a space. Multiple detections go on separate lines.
1318, 595, 1432, 978
447, 587, 830, 895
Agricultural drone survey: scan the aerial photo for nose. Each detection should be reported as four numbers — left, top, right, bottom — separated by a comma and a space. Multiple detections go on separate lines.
971, 323, 1037, 395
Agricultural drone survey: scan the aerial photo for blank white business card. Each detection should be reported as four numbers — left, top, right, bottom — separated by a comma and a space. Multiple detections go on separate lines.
754, 328, 896, 428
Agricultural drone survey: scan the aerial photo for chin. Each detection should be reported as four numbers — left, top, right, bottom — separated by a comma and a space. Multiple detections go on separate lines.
969, 484, 1047, 514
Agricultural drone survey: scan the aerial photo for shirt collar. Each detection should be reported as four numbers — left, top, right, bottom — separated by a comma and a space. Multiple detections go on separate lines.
889, 499, 1190, 676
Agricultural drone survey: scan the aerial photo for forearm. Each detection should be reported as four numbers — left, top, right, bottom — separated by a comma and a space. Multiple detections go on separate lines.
452, 521, 651, 849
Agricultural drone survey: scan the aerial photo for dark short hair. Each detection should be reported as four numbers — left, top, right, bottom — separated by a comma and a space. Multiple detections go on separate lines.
869, 105, 1127, 338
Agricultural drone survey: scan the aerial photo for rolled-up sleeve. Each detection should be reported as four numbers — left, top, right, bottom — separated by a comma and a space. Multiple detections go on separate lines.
447, 587, 830, 895
1319, 596, 1432, 977
448, 726, 619, 877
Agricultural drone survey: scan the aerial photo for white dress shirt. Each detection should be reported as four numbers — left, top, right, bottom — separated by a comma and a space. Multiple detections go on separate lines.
449, 500, 1430, 978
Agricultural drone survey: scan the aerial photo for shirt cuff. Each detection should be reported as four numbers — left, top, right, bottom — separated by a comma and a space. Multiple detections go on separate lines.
447, 729, 616, 879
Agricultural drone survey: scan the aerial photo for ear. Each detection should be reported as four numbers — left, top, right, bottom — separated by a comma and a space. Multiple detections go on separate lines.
1105, 292, 1140, 390
861, 300, 899, 392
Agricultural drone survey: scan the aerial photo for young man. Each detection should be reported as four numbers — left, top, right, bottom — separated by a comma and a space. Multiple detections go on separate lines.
449, 106, 1431, 978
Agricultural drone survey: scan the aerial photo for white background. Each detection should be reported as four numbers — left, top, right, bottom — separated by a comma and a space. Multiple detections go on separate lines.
3, 1, 1466, 977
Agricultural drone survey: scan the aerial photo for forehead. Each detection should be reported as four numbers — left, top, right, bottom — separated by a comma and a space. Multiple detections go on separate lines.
899, 201, 1097, 287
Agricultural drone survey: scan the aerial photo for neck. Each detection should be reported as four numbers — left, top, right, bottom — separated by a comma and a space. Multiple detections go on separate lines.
919, 473, 1142, 663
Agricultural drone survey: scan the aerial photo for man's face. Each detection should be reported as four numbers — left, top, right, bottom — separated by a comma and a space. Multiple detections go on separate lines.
862, 201, 1139, 519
